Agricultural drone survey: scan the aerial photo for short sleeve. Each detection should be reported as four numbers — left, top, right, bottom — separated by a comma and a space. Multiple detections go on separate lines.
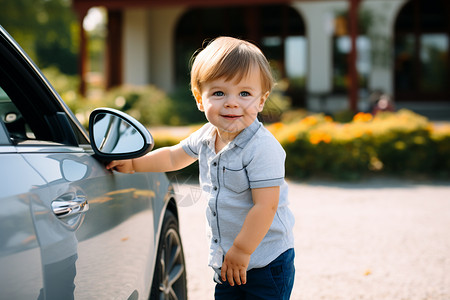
180, 123, 212, 159
245, 131, 286, 189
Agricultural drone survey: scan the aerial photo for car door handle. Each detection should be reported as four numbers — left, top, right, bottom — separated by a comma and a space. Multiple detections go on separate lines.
52, 192, 89, 218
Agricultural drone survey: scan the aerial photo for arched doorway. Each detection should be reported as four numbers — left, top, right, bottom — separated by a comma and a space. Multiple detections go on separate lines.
174, 4, 307, 106
394, 0, 450, 101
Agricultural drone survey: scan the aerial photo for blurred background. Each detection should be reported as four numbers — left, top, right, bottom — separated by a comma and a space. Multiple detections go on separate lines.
1, 0, 449, 180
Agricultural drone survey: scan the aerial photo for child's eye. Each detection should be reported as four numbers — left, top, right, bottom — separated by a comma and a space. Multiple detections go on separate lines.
240, 91, 251, 97
213, 91, 224, 97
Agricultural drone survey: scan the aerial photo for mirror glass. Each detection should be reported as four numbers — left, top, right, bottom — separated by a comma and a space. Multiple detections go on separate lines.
92, 113, 145, 155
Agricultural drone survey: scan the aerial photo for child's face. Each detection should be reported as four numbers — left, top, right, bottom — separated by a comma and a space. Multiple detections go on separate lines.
195, 66, 269, 139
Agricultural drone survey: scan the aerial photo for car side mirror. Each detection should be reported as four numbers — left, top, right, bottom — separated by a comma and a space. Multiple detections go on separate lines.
88, 108, 154, 160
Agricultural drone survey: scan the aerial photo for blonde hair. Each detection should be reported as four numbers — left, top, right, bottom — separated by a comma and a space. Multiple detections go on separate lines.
190, 37, 275, 96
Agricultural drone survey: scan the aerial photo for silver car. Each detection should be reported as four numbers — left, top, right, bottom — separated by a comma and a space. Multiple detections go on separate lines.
0, 26, 187, 300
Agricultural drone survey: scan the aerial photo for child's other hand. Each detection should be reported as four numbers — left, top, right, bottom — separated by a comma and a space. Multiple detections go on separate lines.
106, 159, 134, 174
221, 244, 251, 286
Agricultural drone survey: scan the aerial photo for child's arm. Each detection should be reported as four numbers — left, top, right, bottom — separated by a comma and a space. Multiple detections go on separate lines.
220, 186, 280, 286
106, 144, 196, 173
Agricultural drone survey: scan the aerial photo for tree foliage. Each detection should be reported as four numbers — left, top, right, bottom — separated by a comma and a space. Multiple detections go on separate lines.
0, 0, 78, 74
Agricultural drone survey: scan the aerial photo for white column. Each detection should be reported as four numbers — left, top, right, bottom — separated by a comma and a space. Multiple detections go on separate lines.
147, 7, 186, 92
292, 1, 347, 110
123, 9, 150, 86
362, 0, 408, 95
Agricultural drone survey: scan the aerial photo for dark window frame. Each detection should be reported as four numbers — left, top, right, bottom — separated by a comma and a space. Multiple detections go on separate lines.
394, 0, 450, 101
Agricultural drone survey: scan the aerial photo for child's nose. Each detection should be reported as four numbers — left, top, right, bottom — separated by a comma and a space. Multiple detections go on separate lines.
224, 95, 239, 108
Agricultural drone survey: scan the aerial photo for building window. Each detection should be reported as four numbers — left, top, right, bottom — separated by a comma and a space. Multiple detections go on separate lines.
333, 35, 371, 93
332, 13, 371, 94
394, 0, 449, 101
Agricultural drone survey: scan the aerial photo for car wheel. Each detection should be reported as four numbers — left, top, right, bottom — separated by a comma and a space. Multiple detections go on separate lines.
150, 210, 187, 300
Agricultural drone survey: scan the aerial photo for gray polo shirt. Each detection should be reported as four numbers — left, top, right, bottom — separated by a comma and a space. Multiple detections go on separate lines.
181, 119, 295, 272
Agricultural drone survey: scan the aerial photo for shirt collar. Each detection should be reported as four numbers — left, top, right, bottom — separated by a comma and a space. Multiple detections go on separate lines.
231, 118, 261, 149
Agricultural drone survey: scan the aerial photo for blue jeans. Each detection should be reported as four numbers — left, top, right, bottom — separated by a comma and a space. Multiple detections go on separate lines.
214, 248, 295, 300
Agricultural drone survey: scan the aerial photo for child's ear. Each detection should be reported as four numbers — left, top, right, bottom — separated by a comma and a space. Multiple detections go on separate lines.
258, 91, 270, 112
193, 88, 204, 111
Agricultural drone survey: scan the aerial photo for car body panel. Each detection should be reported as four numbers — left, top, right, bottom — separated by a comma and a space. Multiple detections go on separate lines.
0, 151, 45, 299
0, 138, 171, 299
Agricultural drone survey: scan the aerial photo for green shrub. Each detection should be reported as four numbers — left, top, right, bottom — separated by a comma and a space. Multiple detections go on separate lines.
268, 109, 450, 179
333, 109, 355, 123
167, 87, 206, 125
42, 67, 84, 112
101, 85, 176, 126
431, 124, 450, 177
42, 67, 95, 127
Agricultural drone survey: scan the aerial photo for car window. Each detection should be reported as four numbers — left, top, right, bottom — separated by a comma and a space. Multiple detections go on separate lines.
0, 109, 11, 145
0, 87, 38, 142
0, 32, 89, 146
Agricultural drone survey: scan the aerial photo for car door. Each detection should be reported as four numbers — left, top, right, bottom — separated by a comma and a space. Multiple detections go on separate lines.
0, 115, 47, 299
0, 27, 169, 299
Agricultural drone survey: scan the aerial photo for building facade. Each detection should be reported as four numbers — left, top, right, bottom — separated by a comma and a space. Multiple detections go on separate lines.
72, 0, 450, 116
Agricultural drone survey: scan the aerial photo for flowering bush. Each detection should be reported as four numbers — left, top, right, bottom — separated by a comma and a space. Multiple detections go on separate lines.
430, 123, 450, 177
267, 109, 450, 179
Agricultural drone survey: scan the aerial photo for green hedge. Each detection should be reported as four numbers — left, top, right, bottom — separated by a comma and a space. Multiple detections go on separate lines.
268, 110, 450, 180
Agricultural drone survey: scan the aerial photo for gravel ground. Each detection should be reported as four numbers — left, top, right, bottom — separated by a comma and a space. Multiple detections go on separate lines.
175, 177, 450, 300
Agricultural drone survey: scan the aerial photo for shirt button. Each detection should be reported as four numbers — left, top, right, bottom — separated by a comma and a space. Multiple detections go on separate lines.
212, 211, 216, 217
214, 239, 218, 243
213, 162, 217, 166
213, 186, 218, 191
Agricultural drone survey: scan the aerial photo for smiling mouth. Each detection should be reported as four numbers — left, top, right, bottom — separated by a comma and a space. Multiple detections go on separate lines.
221, 114, 242, 120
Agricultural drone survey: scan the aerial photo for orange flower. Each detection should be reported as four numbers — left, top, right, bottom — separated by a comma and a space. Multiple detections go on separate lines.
300, 116, 318, 126
353, 112, 373, 122
309, 130, 332, 144
309, 135, 321, 145
272, 122, 284, 130
288, 134, 296, 143
322, 133, 332, 143
353, 112, 363, 121
324, 115, 333, 123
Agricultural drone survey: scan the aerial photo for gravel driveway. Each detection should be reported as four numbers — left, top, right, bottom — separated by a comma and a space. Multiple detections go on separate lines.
175, 177, 450, 300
